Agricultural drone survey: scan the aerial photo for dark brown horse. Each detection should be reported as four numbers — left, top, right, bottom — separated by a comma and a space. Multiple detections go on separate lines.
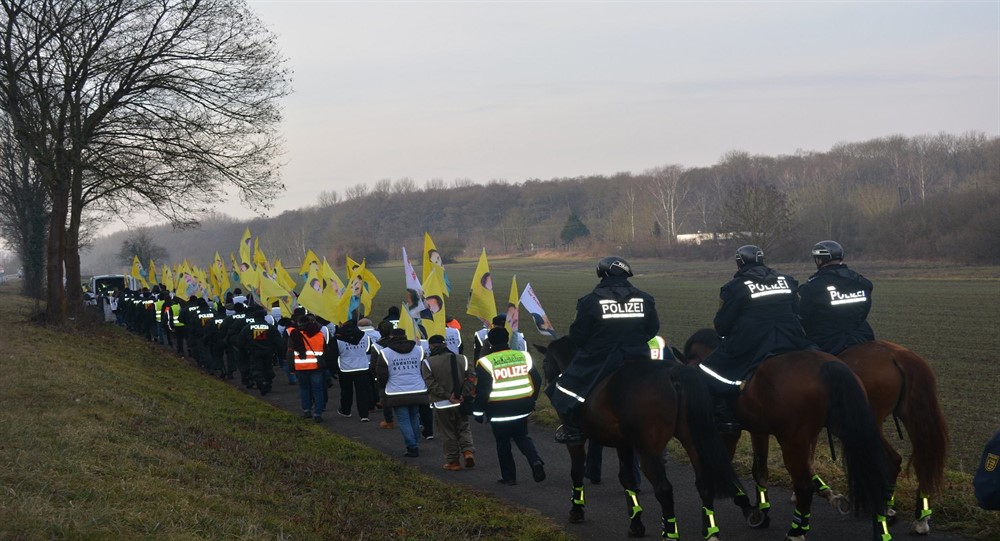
536, 337, 743, 540
677, 330, 893, 541
683, 330, 945, 537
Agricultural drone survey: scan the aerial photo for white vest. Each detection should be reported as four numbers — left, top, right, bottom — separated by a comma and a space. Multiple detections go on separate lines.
445, 327, 462, 355
338, 336, 372, 373
382, 346, 427, 396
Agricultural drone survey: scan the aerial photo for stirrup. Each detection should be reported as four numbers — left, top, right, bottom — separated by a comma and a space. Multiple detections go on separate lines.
555, 424, 584, 444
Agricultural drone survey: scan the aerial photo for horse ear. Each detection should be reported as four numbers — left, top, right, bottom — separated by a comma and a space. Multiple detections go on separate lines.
670, 346, 685, 362
533, 344, 547, 355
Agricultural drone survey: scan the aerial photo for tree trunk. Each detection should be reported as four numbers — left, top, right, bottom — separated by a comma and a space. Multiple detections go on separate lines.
65, 164, 84, 315
45, 182, 68, 324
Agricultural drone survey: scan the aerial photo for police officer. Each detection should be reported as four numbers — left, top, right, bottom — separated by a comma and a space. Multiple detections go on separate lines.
798, 240, 875, 355
473, 327, 545, 485
240, 305, 282, 395
550, 256, 660, 444
698, 245, 815, 433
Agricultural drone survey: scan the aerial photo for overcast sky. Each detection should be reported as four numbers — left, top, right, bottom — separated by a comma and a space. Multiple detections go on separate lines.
176, 1, 1000, 224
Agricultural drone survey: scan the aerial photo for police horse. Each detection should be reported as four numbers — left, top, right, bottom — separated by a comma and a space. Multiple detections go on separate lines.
680, 330, 898, 540
536, 337, 743, 540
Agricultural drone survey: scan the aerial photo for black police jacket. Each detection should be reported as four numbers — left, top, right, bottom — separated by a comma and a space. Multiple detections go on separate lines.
798, 263, 875, 355
569, 276, 659, 360
713, 263, 813, 371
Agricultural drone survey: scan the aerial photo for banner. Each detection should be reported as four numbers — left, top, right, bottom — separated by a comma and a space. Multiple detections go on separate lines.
131, 255, 149, 289
505, 275, 520, 349
466, 248, 495, 325
421, 268, 447, 339
422, 232, 451, 296
402, 246, 426, 319
520, 283, 557, 337
238, 227, 252, 266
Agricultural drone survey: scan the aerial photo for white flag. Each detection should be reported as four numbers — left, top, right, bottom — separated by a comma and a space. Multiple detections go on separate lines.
402, 247, 426, 319
519, 283, 557, 338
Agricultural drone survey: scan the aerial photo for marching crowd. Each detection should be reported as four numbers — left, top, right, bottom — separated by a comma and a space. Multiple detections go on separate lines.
102, 286, 548, 485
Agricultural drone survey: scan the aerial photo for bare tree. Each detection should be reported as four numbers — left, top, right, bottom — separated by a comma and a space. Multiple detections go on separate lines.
391, 177, 416, 194
0, 0, 290, 323
117, 229, 168, 268
343, 183, 369, 200
424, 178, 445, 191
645, 164, 688, 244
719, 180, 792, 254
0, 113, 47, 298
318, 189, 340, 207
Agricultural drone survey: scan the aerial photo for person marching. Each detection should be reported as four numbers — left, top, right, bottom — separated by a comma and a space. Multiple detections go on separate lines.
375, 328, 428, 458
550, 256, 660, 444
240, 305, 283, 395
473, 327, 545, 486
697, 245, 815, 433
289, 314, 330, 422
334, 319, 375, 421
218, 302, 248, 381
798, 240, 875, 355
421, 334, 476, 471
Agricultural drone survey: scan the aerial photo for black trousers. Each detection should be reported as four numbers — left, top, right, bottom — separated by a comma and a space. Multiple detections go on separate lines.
338, 370, 373, 416
490, 418, 542, 482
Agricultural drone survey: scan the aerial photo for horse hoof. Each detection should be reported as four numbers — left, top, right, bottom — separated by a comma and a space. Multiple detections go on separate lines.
911, 517, 931, 535
627, 523, 646, 538
886, 507, 898, 526
833, 495, 851, 515
568, 507, 585, 524
748, 509, 770, 529
783, 536, 806, 541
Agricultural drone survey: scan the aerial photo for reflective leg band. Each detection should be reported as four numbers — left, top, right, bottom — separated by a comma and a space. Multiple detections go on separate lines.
790, 509, 811, 532
703, 507, 720, 539
757, 484, 771, 511
811, 474, 831, 492
662, 516, 679, 540
876, 514, 892, 541
916, 491, 932, 521
573, 486, 585, 506
887, 490, 896, 509
626, 489, 642, 519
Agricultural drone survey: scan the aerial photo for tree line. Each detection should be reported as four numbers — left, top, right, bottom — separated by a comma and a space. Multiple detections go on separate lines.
81, 130, 999, 277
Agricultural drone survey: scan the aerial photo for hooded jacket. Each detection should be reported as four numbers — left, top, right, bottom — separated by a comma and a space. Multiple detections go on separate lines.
798, 263, 875, 354
375, 337, 428, 407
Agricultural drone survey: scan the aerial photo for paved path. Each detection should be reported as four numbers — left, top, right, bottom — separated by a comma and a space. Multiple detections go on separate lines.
233, 374, 972, 541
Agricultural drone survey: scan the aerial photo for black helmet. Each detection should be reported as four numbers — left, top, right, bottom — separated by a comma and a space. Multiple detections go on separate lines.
811, 240, 844, 266
596, 256, 633, 278
735, 245, 764, 269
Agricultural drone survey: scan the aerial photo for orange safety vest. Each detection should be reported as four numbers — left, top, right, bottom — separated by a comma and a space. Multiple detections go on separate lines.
294, 330, 325, 371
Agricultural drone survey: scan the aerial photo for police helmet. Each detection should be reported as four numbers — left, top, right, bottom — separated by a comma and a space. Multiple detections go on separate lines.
596, 256, 633, 278
735, 245, 764, 269
811, 240, 844, 266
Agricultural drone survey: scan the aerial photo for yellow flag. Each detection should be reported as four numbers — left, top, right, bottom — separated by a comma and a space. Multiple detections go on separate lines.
274, 259, 298, 292
422, 268, 447, 339
148, 259, 158, 285
398, 303, 417, 341
253, 238, 271, 276
229, 252, 242, 289
131, 256, 149, 288
321, 257, 345, 296
239, 227, 252, 266
298, 269, 336, 322
162, 267, 175, 292
257, 266, 291, 301
299, 249, 320, 277
422, 232, 451, 296
213, 252, 231, 296
466, 248, 496, 324
505, 275, 520, 348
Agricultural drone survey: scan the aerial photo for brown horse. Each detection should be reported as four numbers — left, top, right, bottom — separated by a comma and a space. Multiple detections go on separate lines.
683, 330, 946, 536
838, 340, 949, 534
677, 330, 893, 541
536, 337, 744, 540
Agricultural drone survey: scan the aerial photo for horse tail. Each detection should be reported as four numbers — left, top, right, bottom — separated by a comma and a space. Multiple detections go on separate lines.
821, 360, 891, 517
895, 347, 949, 496
672, 363, 741, 498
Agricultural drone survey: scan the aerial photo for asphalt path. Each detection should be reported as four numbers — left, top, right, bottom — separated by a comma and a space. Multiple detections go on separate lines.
232, 374, 973, 541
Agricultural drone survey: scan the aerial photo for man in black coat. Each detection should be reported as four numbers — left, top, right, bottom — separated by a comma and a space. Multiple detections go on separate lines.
798, 240, 875, 355
699, 245, 815, 432
549, 256, 660, 444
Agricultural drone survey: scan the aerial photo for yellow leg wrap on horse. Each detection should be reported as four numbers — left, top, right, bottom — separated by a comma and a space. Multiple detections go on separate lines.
626, 489, 642, 520
703, 507, 720, 539
572, 486, 585, 506
916, 491, 932, 521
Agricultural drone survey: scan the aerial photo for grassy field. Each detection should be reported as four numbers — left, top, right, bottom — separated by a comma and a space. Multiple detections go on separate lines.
4, 256, 997, 539
0, 284, 570, 540
371, 256, 1000, 539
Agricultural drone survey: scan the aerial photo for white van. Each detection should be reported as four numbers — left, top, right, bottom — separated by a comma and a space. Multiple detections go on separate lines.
86, 274, 142, 305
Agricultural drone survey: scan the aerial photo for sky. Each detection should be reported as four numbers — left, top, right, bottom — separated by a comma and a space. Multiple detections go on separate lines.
135, 0, 1000, 228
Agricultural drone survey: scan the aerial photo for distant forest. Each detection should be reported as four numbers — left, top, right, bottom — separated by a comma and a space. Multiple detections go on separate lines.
83, 132, 1000, 274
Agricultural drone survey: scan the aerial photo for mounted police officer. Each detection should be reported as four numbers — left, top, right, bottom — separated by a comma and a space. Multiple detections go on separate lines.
698, 245, 815, 433
798, 240, 875, 355
550, 256, 660, 444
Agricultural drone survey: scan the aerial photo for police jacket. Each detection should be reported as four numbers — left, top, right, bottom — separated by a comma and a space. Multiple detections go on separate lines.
240, 314, 283, 358
798, 263, 875, 355
375, 338, 428, 408
220, 312, 249, 349
569, 276, 659, 361
713, 263, 813, 366
473, 347, 540, 423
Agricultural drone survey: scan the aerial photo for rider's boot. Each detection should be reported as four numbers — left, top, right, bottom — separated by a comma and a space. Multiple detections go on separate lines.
555, 407, 585, 444
713, 395, 741, 434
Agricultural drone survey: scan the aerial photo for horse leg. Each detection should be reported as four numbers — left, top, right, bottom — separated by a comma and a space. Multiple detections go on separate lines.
877, 434, 903, 525
567, 442, 587, 523
749, 432, 772, 529
617, 445, 646, 538
793, 435, 851, 515
779, 440, 815, 541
